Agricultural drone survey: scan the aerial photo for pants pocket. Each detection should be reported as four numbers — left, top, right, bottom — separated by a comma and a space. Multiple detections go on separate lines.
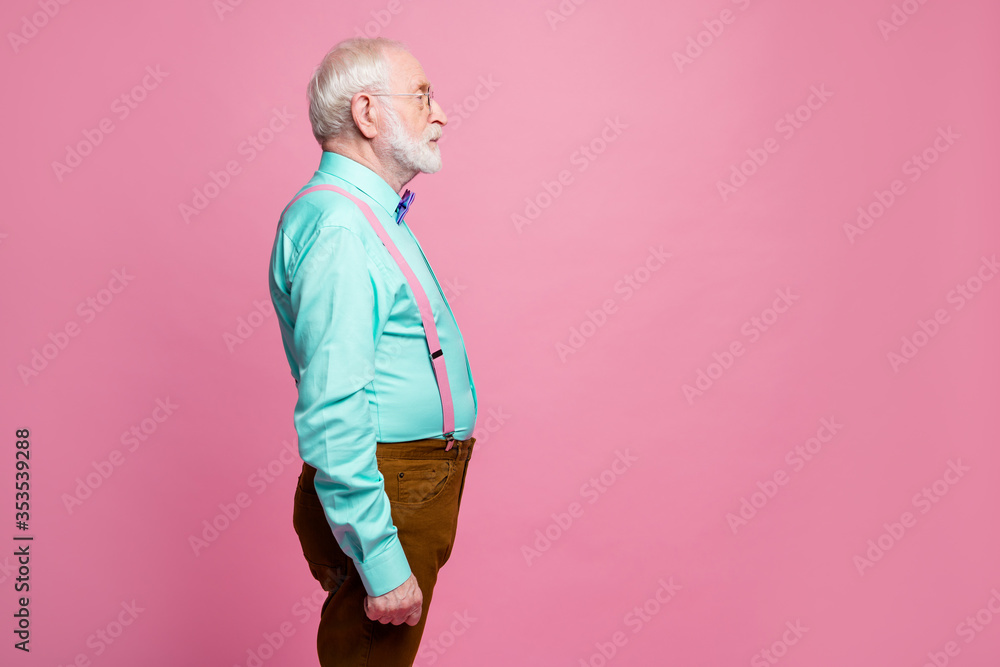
442, 457, 472, 566
378, 459, 453, 506
293, 476, 350, 593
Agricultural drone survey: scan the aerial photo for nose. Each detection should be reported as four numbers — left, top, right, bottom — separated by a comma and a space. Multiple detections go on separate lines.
430, 98, 447, 127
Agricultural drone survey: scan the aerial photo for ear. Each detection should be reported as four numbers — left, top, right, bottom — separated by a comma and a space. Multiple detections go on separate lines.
351, 92, 380, 140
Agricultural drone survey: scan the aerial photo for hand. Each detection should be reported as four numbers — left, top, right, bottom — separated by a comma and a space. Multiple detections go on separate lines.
364, 573, 423, 626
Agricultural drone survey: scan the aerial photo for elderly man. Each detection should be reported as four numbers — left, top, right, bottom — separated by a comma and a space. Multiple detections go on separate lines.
267, 37, 479, 666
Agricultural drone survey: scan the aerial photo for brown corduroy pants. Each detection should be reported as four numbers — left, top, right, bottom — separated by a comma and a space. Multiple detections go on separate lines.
292, 436, 475, 667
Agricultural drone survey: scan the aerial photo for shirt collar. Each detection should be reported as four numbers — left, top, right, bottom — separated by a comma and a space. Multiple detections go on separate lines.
317, 151, 403, 220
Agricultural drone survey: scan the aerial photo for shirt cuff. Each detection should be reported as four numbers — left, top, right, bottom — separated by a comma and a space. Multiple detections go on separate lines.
354, 536, 411, 597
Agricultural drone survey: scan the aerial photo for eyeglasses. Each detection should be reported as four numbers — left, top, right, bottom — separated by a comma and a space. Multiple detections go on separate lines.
371, 87, 434, 111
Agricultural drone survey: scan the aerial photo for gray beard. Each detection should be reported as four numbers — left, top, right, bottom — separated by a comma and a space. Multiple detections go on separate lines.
381, 104, 442, 174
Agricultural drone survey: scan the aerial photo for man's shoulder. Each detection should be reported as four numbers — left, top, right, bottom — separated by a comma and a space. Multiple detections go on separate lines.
280, 184, 370, 240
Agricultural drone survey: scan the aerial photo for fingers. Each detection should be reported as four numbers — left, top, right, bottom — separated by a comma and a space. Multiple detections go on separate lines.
380, 599, 422, 625
365, 604, 419, 625
363, 596, 378, 622
404, 605, 422, 626
363, 574, 424, 624
389, 602, 421, 626
363, 595, 423, 625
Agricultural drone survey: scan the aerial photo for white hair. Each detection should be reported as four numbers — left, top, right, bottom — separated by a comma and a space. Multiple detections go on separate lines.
307, 37, 409, 145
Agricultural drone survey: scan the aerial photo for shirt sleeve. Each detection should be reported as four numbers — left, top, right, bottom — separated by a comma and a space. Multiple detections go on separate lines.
288, 223, 411, 598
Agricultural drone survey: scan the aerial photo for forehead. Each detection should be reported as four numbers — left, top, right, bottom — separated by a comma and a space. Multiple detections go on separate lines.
385, 48, 429, 91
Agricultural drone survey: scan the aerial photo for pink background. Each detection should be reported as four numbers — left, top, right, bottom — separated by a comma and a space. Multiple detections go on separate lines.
3, 0, 1000, 665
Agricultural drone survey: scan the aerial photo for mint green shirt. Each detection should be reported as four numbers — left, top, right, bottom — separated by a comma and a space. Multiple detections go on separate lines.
268, 151, 478, 596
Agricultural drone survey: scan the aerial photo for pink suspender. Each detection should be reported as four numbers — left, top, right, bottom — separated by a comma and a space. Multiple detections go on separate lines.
280, 185, 457, 450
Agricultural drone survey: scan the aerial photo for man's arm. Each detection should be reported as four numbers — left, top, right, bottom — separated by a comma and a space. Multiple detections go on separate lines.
289, 222, 411, 598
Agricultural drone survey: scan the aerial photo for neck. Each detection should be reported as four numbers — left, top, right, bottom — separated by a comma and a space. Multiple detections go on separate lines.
321, 136, 416, 193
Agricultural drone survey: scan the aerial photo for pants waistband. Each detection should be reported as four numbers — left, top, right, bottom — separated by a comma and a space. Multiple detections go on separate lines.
300, 437, 476, 488
375, 436, 475, 460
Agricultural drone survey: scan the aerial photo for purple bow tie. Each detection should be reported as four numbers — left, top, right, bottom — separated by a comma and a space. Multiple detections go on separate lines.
395, 189, 415, 224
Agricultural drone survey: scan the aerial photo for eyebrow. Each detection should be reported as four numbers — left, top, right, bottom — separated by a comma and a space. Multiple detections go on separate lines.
410, 79, 430, 92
